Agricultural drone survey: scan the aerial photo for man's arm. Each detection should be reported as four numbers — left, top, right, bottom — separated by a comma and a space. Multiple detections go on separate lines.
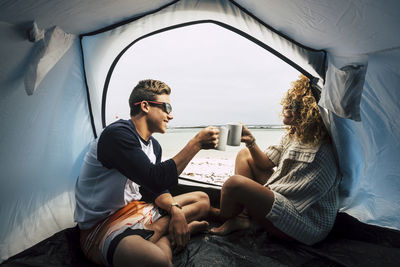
98, 126, 178, 194
172, 126, 219, 175
155, 193, 189, 251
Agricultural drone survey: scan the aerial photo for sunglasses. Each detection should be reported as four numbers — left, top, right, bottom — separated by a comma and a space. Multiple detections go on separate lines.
134, 100, 172, 114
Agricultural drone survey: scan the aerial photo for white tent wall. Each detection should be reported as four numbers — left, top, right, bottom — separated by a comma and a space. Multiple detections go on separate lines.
0, 34, 94, 261
332, 48, 400, 229
0, 0, 400, 263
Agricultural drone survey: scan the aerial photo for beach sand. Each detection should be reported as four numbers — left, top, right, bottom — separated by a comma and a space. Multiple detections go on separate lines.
181, 156, 235, 185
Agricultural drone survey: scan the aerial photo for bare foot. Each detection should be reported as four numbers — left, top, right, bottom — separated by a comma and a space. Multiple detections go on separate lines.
188, 220, 209, 235
209, 216, 251, 235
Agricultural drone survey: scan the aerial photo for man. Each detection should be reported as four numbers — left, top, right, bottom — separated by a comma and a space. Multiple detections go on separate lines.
75, 79, 219, 267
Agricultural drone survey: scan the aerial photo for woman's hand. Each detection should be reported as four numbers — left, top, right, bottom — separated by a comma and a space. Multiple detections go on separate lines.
240, 125, 275, 171
241, 125, 256, 148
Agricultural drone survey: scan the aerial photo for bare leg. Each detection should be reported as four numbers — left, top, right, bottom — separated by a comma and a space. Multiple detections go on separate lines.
235, 148, 273, 185
155, 236, 172, 262
172, 191, 210, 242
113, 220, 211, 267
173, 191, 210, 223
210, 175, 285, 237
113, 235, 172, 267
113, 191, 210, 266
209, 211, 251, 235
188, 220, 210, 234
208, 206, 222, 222
147, 191, 210, 241
141, 220, 167, 248
210, 148, 274, 235
222, 148, 273, 218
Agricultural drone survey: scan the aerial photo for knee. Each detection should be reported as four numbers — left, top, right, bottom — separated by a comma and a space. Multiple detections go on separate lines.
223, 175, 248, 195
236, 148, 251, 162
193, 191, 210, 209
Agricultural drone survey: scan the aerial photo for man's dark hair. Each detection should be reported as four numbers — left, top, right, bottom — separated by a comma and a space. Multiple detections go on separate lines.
129, 79, 171, 116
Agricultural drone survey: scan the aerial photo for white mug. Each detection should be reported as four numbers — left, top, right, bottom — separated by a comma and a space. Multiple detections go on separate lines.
227, 123, 242, 146
215, 126, 229, 151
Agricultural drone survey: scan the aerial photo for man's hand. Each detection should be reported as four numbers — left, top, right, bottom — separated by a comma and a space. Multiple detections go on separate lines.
154, 193, 190, 252
168, 206, 189, 252
172, 126, 219, 175
194, 126, 219, 149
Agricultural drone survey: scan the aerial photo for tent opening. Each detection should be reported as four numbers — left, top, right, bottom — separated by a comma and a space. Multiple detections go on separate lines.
105, 23, 300, 184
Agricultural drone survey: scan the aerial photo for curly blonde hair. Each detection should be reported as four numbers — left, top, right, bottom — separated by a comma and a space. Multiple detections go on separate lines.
281, 75, 327, 145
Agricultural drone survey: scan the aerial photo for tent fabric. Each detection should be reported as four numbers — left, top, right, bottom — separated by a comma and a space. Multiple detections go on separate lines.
0, 39, 94, 261
320, 62, 368, 121
81, 0, 326, 136
3, 183, 400, 266
2, 212, 400, 266
332, 48, 400, 229
1, 0, 400, 263
234, 0, 400, 56
24, 23, 76, 95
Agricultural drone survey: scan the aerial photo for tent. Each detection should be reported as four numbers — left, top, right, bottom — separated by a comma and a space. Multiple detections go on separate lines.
1, 0, 400, 265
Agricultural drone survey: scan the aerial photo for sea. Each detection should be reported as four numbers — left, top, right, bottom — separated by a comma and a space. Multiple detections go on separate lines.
153, 127, 286, 185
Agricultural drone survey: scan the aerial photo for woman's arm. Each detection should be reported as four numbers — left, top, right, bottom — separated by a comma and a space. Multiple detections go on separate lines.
241, 125, 275, 171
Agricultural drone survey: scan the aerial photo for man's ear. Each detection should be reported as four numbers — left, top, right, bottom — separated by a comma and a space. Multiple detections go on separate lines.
141, 101, 150, 114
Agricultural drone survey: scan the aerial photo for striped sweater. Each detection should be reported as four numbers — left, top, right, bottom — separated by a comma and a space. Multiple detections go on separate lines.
264, 134, 340, 245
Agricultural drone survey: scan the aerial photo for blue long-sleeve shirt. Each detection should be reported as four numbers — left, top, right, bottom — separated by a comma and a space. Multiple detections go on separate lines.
74, 119, 177, 230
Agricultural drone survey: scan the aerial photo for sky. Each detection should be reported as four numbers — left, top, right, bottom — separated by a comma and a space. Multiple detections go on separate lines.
106, 23, 300, 127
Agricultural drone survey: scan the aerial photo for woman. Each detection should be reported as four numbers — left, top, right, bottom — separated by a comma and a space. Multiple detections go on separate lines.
210, 75, 340, 245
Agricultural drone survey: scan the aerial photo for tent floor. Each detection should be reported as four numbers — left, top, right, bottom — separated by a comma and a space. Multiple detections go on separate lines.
3, 183, 400, 267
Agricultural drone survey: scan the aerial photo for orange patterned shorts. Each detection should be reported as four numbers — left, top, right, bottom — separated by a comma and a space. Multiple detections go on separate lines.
79, 201, 164, 266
